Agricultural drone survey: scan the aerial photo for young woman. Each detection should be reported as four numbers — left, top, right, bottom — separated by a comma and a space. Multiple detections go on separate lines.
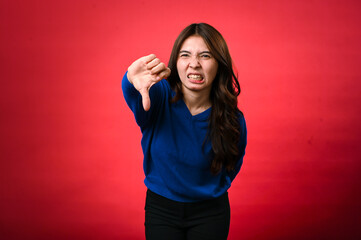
122, 23, 247, 240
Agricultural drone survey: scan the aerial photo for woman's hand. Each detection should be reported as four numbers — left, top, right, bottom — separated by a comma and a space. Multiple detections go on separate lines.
127, 54, 171, 111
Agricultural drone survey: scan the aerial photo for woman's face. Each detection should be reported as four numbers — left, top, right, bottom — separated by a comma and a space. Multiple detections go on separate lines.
176, 35, 218, 96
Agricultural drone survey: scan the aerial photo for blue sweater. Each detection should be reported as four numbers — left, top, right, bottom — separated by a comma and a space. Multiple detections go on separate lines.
122, 72, 247, 202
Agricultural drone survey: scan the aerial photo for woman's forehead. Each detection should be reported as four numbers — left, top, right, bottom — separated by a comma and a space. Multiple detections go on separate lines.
179, 35, 210, 52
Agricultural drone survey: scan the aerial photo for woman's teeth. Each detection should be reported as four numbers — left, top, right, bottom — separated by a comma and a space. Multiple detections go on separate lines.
188, 74, 203, 80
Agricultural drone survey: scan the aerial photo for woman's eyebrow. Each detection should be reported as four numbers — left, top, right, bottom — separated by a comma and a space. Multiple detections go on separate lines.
199, 51, 212, 54
179, 50, 191, 54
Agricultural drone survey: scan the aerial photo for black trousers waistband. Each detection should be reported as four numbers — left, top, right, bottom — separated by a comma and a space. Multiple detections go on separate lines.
146, 188, 228, 207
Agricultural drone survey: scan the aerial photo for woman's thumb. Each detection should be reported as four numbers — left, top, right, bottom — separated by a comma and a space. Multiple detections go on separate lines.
139, 88, 151, 111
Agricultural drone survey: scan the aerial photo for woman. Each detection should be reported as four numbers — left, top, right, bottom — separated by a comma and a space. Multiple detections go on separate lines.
122, 23, 247, 240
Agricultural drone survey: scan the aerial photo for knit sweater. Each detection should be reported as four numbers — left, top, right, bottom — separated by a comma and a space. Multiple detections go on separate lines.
122, 72, 247, 202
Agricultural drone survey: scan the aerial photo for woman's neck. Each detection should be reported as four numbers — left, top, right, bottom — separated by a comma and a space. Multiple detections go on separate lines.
182, 90, 211, 116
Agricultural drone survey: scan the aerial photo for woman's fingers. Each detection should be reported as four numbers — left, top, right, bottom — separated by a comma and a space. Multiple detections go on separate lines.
147, 57, 171, 80
142, 54, 157, 64
156, 67, 171, 80
147, 58, 161, 70
164, 67, 171, 78
150, 62, 167, 75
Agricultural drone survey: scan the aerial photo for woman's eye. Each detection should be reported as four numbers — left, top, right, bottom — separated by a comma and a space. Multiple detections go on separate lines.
180, 54, 189, 57
200, 54, 211, 58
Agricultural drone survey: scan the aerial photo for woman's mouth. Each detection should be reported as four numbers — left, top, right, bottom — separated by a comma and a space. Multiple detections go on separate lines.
187, 74, 204, 83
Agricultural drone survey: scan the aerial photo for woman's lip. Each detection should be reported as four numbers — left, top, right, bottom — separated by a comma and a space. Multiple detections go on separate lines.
186, 73, 204, 83
188, 78, 204, 84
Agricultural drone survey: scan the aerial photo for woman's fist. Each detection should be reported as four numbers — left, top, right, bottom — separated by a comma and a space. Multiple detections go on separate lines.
127, 54, 171, 111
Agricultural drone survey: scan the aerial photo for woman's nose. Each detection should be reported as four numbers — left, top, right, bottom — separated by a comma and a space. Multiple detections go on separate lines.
189, 56, 200, 68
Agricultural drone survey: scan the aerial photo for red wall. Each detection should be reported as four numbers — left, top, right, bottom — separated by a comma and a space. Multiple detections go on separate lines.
1, 0, 360, 239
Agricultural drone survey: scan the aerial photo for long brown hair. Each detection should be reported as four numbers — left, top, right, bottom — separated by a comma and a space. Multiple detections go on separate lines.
167, 23, 242, 174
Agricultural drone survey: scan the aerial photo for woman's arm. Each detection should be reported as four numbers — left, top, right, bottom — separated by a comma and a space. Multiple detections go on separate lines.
228, 115, 247, 181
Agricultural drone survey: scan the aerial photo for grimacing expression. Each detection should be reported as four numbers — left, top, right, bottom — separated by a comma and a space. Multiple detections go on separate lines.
176, 35, 218, 95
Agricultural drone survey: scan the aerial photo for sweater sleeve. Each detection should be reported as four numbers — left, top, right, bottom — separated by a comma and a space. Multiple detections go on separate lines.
121, 71, 166, 129
228, 113, 247, 181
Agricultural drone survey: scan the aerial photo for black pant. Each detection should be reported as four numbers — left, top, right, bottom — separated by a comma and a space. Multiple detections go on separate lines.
145, 189, 230, 240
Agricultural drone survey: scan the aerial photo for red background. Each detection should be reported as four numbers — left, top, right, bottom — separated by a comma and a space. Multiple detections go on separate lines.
1, 0, 361, 239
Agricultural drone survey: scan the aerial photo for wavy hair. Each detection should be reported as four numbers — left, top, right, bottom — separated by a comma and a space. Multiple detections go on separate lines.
167, 23, 242, 174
